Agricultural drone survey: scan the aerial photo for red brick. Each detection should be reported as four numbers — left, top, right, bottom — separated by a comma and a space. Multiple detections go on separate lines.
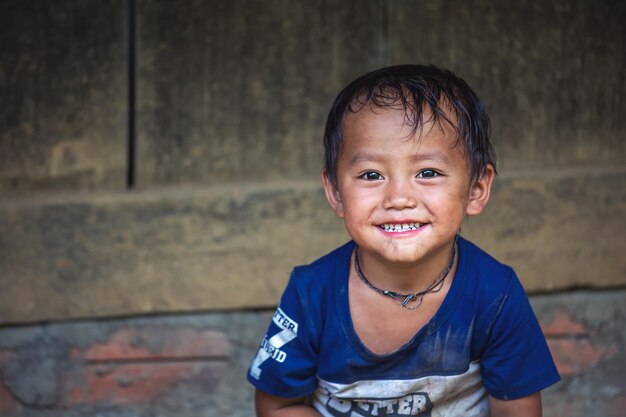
70, 326, 230, 361
0, 380, 18, 414
63, 361, 226, 405
540, 311, 589, 337
547, 338, 618, 376
63, 326, 231, 406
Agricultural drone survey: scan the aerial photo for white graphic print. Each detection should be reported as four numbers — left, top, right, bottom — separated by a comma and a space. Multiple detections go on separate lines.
313, 363, 489, 417
318, 386, 431, 416
250, 307, 299, 379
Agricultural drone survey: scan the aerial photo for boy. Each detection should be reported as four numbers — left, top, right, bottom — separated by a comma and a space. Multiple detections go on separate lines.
248, 65, 560, 417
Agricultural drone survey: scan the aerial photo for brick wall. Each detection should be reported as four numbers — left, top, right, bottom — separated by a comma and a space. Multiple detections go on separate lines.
0, 290, 624, 417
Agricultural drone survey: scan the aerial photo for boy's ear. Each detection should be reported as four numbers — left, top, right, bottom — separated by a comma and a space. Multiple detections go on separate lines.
322, 170, 345, 218
466, 164, 495, 216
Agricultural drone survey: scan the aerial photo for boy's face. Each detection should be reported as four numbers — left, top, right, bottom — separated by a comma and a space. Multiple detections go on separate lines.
322, 105, 494, 267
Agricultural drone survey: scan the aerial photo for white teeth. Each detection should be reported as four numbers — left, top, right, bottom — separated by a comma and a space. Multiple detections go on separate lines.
381, 223, 422, 232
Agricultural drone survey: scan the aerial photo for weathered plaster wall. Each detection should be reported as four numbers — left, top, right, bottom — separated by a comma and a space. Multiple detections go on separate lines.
0, 0, 624, 323
0, 173, 623, 323
0, 0, 127, 193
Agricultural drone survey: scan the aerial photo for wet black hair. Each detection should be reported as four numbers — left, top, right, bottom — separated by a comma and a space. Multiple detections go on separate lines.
323, 64, 496, 187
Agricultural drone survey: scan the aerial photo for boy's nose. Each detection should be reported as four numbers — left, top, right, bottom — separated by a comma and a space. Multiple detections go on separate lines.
383, 179, 417, 210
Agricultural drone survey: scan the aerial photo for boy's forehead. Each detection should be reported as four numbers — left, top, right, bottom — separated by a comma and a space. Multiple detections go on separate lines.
338, 104, 471, 171
342, 104, 456, 143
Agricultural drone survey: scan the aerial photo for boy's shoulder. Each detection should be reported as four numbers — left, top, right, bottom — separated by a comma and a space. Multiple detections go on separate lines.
278, 242, 354, 314
458, 236, 520, 293
289, 241, 355, 286
459, 236, 510, 271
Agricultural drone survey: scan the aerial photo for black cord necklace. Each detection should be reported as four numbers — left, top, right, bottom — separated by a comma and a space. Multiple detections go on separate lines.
353, 236, 458, 310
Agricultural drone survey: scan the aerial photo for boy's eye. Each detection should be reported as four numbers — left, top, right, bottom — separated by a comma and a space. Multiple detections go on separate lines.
360, 171, 383, 181
417, 169, 439, 178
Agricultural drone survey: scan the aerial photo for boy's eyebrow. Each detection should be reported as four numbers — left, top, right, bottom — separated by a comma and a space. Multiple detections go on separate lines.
349, 151, 386, 165
411, 151, 452, 165
349, 150, 452, 165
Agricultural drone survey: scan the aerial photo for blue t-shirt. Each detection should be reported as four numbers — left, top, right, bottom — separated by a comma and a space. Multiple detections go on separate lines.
248, 237, 560, 416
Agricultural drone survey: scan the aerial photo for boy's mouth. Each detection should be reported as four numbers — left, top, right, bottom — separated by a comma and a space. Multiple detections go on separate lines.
378, 222, 424, 233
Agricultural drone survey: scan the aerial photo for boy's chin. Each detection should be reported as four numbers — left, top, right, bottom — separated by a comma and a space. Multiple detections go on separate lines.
362, 243, 428, 264
361, 237, 455, 264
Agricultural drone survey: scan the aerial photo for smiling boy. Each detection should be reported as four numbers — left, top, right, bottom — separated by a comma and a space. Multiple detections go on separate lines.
248, 65, 560, 417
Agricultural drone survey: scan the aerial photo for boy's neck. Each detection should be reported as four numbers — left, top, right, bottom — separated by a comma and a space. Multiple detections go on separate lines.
355, 240, 458, 294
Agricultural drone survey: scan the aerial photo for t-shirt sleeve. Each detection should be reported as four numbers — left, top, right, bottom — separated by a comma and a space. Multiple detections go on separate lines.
247, 269, 319, 398
480, 272, 560, 400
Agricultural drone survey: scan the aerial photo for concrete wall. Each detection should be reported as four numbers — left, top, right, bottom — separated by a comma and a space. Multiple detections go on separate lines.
0, 0, 127, 194
1, 0, 624, 324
